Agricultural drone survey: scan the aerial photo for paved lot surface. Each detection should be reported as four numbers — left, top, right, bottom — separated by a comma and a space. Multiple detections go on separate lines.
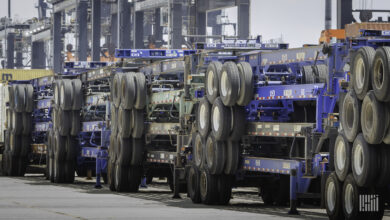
0, 175, 389, 220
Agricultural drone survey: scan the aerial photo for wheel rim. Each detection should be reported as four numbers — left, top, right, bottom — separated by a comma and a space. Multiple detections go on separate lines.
115, 164, 119, 187
9, 133, 14, 151
206, 139, 214, 168
353, 143, 364, 176
327, 181, 336, 212
195, 136, 203, 166
345, 101, 354, 130
363, 102, 373, 131
336, 139, 346, 171
207, 70, 215, 96
220, 71, 228, 97
345, 183, 354, 214
199, 104, 206, 130
373, 58, 384, 90
12, 112, 16, 130
200, 171, 207, 198
60, 84, 65, 106
355, 56, 365, 90
212, 107, 220, 132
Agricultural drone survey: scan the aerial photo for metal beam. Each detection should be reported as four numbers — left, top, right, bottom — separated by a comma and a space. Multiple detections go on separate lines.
325, 0, 332, 30
52, 0, 77, 13
237, 0, 250, 39
92, 0, 101, 61
53, 12, 62, 73
117, 0, 131, 48
6, 33, 14, 69
154, 8, 162, 42
110, 13, 118, 48
135, 0, 168, 11
337, 0, 353, 29
31, 29, 50, 42
77, 0, 88, 61
31, 41, 45, 69
134, 11, 144, 48
196, 11, 206, 42
171, 0, 182, 49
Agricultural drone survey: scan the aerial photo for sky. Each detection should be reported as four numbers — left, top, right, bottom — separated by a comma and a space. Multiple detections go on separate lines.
1, 0, 390, 47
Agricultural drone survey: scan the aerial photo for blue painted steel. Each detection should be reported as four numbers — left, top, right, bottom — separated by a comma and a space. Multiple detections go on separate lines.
115, 49, 196, 59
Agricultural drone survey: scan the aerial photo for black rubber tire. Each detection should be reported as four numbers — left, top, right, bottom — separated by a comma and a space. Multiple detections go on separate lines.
193, 133, 205, 168
65, 136, 76, 161
334, 134, 352, 182
325, 172, 344, 220
58, 110, 71, 136
376, 145, 390, 187
351, 134, 378, 187
13, 85, 25, 113
112, 73, 123, 108
110, 105, 118, 135
116, 136, 132, 166
220, 62, 240, 106
60, 79, 73, 111
342, 174, 383, 220
20, 135, 30, 157
302, 65, 315, 84
8, 85, 15, 110
187, 164, 202, 203
205, 61, 223, 103
64, 161, 75, 183
216, 174, 232, 205
71, 79, 82, 110
24, 84, 34, 112
8, 151, 19, 176
22, 112, 32, 135
199, 168, 218, 205
12, 111, 23, 135
197, 98, 211, 139
361, 91, 387, 144
49, 135, 55, 183
236, 62, 253, 106
131, 109, 144, 139
230, 105, 246, 141
205, 133, 226, 175
9, 131, 21, 157
108, 160, 116, 191
128, 166, 142, 192
351, 47, 375, 100
341, 90, 361, 142
54, 158, 66, 183
54, 130, 66, 162
115, 163, 129, 192
45, 129, 53, 180
134, 73, 147, 110
211, 97, 231, 141
17, 156, 27, 176
131, 138, 144, 166
315, 64, 329, 84
53, 80, 61, 107
120, 73, 136, 109
372, 47, 390, 102
70, 110, 80, 136
118, 106, 132, 138
6, 108, 12, 130
224, 139, 240, 175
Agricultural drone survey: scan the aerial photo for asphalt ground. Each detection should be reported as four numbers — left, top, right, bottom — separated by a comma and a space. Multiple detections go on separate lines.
0, 175, 389, 220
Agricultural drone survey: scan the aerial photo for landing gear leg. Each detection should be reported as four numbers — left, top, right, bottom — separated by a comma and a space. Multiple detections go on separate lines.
288, 169, 299, 215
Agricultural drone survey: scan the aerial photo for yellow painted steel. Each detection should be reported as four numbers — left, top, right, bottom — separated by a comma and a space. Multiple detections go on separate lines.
0, 69, 53, 82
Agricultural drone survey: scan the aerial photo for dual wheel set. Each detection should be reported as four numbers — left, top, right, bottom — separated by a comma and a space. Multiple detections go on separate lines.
46, 79, 82, 183
324, 46, 390, 220
187, 61, 253, 204
108, 72, 146, 192
2, 84, 33, 176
